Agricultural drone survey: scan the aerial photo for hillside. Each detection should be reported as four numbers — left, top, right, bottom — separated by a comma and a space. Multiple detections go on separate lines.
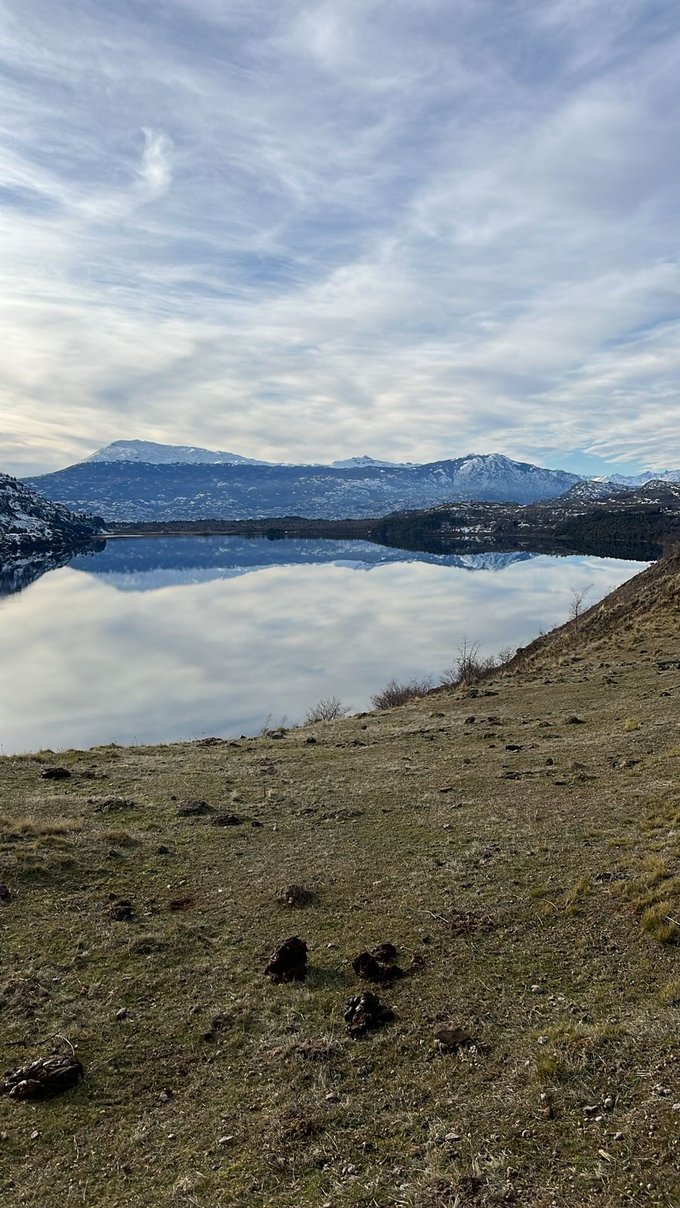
24, 454, 579, 521
376, 480, 680, 559
0, 474, 104, 558
1, 552, 679, 1205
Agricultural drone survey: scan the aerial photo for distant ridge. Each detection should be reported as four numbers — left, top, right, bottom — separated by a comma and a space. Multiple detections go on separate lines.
25, 451, 580, 522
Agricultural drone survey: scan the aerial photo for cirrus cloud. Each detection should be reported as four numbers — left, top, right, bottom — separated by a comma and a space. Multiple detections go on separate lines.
0, 0, 678, 476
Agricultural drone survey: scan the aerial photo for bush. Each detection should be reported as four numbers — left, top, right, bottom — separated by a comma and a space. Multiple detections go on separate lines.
304, 696, 352, 723
370, 676, 433, 710
439, 637, 500, 687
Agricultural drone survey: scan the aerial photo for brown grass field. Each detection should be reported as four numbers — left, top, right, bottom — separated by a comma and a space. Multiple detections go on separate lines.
1, 552, 679, 1206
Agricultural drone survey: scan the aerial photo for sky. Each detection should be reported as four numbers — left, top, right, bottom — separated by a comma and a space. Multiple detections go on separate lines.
1, 0, 679, 478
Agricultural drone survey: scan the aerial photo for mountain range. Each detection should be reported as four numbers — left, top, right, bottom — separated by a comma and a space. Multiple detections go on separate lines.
26, 445, 584, 521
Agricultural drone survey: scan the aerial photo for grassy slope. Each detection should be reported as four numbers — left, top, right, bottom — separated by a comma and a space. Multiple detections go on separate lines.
1, 555, 679, 1207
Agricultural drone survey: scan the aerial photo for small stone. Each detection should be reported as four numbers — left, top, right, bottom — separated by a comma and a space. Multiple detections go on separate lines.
583, 1105, 598, 1116
444, 1131, 460, 1143
0, 883, 11, 903
218, 1135, 234, 1145
0, 1132, 9, 1141
115, 1008, 129, 1021
521, 1128, 532, 1138
530, 984, 544, 994
30, 1130, 40, 1140
325, 1091, 339, 1102
603, 1095, 615, 1110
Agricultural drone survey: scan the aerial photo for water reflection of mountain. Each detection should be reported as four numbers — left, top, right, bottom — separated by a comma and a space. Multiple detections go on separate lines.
66, 537, 538, 592
0, 549, 80, 599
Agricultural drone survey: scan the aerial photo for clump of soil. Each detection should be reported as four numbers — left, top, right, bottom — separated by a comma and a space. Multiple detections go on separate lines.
434, 1026, 476, 1052
352, 946, 404, 984
279, 883, 316, 908
2, 1054, 84, 1100
344, 991, 394, 1037
177, 800, 213, 817
265, 936, 308, 982
108, 896, 134, 921
91, 797, 137, 812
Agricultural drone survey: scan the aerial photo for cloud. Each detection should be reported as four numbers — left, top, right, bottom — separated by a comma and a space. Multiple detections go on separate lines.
0, 0, 679, 476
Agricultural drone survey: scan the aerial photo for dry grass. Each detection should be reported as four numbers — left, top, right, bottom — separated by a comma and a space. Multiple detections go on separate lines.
1, 554, 680, 1206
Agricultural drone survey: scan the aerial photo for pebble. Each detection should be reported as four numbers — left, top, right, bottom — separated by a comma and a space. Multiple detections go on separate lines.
218, 1135, 234, 1145
30, 1130, 40, 1141
531, 984, 544, 994
115, 1008, 129, 1021
325, 1092, 340, 1102
603, 1095, 615, 1110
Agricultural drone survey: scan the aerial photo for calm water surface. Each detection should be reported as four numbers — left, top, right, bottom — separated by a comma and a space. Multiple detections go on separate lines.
0, 537, 647, 754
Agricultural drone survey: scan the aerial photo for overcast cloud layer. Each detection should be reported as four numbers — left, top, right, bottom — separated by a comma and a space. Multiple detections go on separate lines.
1, 0, 679, 475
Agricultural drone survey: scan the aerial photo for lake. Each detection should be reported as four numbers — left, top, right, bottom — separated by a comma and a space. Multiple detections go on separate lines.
0, 536, 648, 754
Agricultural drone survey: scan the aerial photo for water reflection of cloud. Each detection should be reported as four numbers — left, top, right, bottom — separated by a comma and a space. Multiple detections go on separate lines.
0, 554, 647, 754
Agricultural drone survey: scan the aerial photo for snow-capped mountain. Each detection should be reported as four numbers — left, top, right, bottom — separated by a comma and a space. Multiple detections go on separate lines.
330, 455, 413, 469
594, 469, 680, 487
86, 440, 269, 466
24, 450, 580, 522
0, 473, 104, 556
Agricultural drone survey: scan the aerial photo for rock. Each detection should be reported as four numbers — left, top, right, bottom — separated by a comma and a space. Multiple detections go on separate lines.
279, 883, 316, 908
0, 884, 11, 904
115, 1008, 129, 1021
177, 800, 213, 816
108, 896, 134, 921
352, 951, 404, 984
265, 936, 308, 982
2, 1054, 84, 1100
305, 736, 317, 745
41, 766, 71, 780
434, 1026, 475, 1052
211, 813, 243, 827
344, 991, 394, 1037
565, 715, 585, 725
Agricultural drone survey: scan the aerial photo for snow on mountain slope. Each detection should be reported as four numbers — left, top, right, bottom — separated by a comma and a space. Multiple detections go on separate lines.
86, 440, 270, 466
594, 469, 680, 487
0, 473, 103, 555
26, 452, 581, 521
330, 455, 413, 469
